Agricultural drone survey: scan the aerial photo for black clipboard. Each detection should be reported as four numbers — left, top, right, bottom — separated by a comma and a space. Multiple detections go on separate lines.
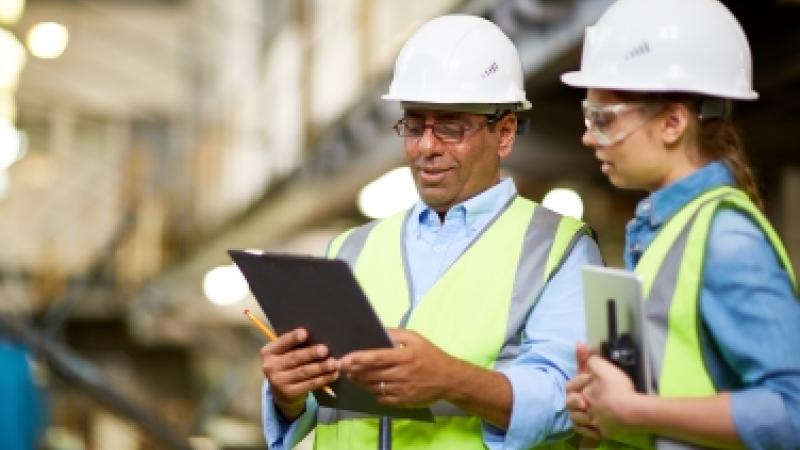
229, 249, 433, 421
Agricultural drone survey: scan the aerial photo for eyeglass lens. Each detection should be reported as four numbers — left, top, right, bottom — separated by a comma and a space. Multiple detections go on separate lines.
394, 117, 482, 142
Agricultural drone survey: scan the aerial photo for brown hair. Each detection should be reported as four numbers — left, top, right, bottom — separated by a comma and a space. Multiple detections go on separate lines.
616, 91, 764, 209
695, 115, 763, 209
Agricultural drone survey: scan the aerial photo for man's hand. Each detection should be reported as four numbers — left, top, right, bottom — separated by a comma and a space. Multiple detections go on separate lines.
339, 328, 455, 407
341, 328, 513, 429
260, 328, 339, 421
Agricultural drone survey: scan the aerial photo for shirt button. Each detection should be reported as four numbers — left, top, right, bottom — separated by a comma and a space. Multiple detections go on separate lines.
433, 245, 445, 253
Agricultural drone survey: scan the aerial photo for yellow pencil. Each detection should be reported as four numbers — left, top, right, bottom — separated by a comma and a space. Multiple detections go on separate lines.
244, 309, 336, 398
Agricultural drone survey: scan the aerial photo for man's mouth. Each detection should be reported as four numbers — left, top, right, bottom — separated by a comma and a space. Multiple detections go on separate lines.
417, 166, 452, 183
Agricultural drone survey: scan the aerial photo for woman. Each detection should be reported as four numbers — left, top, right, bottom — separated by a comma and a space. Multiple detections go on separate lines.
560, 0, 800, 449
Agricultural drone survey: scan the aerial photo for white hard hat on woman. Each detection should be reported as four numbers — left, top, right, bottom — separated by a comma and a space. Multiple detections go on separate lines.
561, 0, 756, 100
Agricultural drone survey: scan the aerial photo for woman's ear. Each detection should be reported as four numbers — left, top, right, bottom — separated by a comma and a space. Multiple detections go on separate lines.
659, 103, 692, 146
497, 114, 517, 159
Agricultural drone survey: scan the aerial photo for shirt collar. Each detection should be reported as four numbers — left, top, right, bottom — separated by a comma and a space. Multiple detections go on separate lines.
636, 160, 735, 228
413, 178, 517, 231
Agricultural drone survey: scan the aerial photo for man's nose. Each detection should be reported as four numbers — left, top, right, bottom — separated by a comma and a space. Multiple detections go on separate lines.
417, 126, 440, 156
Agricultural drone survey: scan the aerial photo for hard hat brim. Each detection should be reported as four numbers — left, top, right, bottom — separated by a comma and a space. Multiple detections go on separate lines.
384, 97, 532, 113
560, 71, 759, 101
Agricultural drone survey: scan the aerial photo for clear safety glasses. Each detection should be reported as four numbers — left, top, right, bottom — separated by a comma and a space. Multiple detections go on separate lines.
581, 100, 663, 146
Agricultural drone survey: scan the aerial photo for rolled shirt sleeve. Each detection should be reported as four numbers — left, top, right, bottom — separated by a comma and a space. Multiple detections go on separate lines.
261, 381, 318, 450
703, 209, 800, 450
483, 234, 603, 448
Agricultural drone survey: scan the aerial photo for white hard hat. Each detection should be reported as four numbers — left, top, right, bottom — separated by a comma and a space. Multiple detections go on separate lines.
382, 15, 531, 112
561, 0, 758, 100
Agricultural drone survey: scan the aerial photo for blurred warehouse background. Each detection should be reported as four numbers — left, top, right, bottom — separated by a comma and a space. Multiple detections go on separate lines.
0, 0, 799, 449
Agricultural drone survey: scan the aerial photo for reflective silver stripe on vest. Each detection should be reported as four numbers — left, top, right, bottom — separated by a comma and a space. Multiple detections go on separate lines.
656, 438, 708, 450
335, 220, 380, 269
497, 206, 571, 367
644, 199, 723, 450
644, 220, 693, 394
644, 193, 727, 397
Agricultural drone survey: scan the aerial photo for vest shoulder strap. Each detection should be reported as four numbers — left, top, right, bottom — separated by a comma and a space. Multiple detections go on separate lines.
636, 185, 739, 296
714, 194, 798, 291
543, 208, 597, 281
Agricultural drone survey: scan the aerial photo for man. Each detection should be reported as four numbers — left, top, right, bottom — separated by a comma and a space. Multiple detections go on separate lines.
260, 15, 602, 449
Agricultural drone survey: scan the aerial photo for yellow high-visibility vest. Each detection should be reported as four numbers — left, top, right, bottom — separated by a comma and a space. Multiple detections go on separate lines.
317, 196, 592, 450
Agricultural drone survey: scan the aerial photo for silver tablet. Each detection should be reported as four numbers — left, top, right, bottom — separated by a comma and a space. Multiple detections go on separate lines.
582, 265, 652, 393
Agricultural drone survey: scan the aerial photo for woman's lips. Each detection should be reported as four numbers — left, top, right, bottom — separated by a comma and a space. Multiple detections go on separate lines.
594, 152, 613, 175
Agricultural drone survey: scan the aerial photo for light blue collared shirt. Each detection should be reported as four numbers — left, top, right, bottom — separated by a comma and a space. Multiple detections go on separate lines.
262, 178, 603, 449
626, 161, 800, 450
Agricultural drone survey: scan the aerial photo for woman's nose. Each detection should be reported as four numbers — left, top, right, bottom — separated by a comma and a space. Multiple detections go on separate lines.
581, 128, 597, 148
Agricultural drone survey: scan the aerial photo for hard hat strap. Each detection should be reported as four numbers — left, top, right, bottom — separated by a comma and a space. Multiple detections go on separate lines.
698, 99, 733, 120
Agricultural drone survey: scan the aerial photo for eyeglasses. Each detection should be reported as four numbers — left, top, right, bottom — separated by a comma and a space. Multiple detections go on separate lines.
582, 100, 663, 146
393, 116, 497, 143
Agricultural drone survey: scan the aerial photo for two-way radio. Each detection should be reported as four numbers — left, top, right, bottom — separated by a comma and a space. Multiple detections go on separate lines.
601, 299, 645, 392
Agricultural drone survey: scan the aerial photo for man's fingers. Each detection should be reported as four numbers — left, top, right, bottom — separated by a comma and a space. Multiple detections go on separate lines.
264, 343, 329, 375
278, 357, 338, 383
340, 348, 400, 372
276, 369, 339, 400
386, 328, 417, 346
347, 365, 399, 386
271, 357, 337, 389
286, 345, 329, 369
261, 328, 308, 356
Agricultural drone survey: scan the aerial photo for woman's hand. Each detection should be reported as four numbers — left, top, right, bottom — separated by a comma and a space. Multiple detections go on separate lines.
566, 343, 603, 441
581, 353, 641, 437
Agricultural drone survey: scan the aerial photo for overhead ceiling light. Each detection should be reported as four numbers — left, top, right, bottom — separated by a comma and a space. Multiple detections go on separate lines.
358, 166, 419, 219
542, 187, 584, 220
202, 265, 250, 306
26, 21, 68, 59
0, 0, 24, 25
0, 28, 26, 90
